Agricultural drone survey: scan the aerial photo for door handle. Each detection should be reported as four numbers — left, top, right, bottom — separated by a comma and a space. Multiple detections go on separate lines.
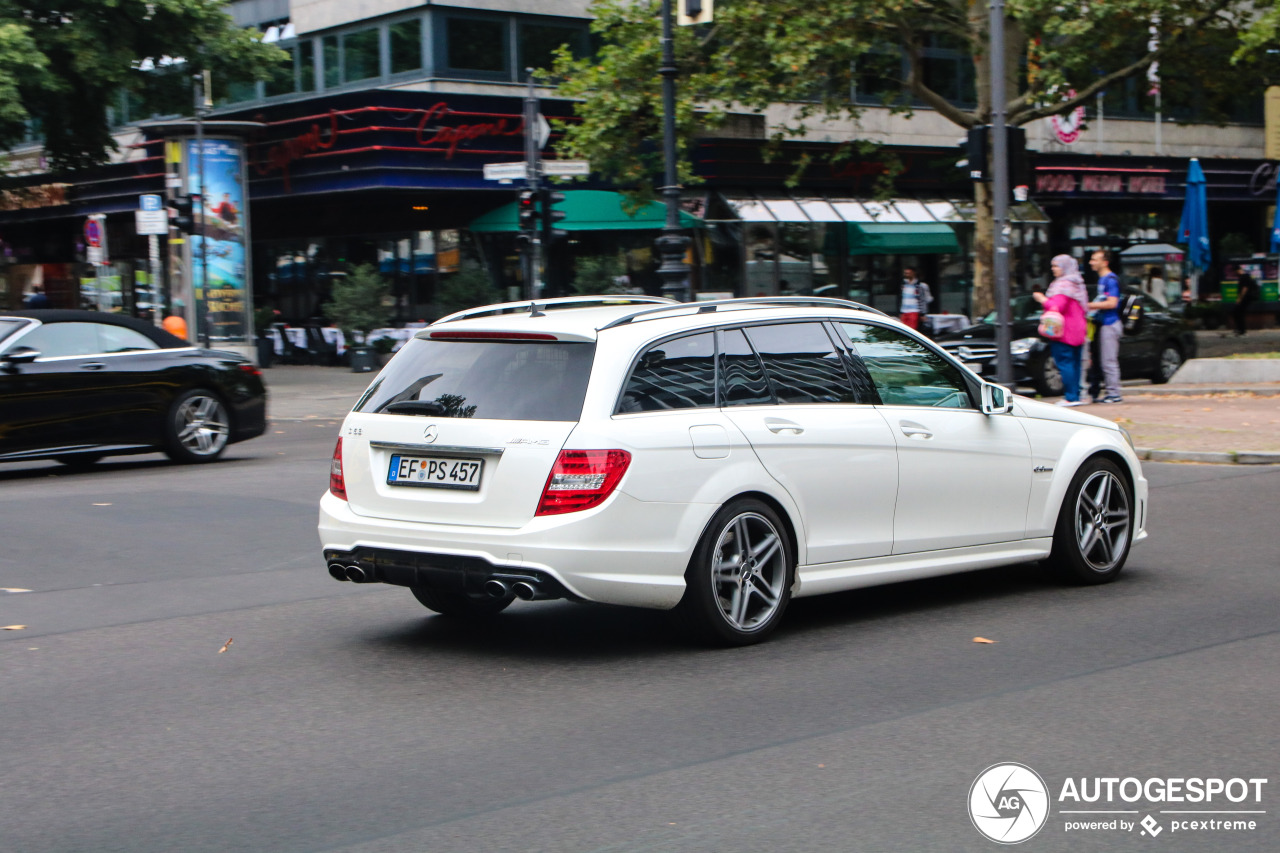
764, 418, 804, 435
899, 421, 933, 440
79, 362, 106, 371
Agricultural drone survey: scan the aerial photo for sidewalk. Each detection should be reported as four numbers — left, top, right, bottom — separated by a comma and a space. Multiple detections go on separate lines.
259, 359, 1280, 465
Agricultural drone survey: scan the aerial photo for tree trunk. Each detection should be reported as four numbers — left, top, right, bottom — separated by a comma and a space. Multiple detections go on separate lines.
972, 181, 995, 318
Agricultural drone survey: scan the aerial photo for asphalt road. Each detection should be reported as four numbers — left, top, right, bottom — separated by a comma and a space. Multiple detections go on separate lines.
2, 427, 1278, 852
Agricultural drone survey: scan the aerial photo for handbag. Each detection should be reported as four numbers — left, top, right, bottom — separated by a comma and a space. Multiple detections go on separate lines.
1038, 308, 1066, 340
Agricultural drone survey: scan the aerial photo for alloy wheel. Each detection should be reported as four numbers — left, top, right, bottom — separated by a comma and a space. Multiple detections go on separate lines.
177, 394, 229, 457
711, 512, 788, 632
1073, 470, 1131, 572
1159, 346, 1182, 381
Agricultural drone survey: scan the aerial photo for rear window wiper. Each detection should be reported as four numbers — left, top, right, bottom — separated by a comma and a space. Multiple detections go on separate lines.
381, 400, 447, 416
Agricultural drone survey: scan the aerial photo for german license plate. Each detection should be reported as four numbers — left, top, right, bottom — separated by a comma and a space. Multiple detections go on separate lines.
387, 454, 484, 490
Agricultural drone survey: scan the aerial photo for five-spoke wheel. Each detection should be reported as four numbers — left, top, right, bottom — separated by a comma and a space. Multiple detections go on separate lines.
678, 499, 794, 645
164, 389, 230, 463
1048, 458, 1132, 583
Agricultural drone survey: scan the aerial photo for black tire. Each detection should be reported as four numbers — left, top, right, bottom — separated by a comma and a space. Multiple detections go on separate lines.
1034, 353, 1064, 397
675, 498, 794, 646
1150, 342, 1183, 384
163, 389, 230, 463
410, 585, 514, 617
1046, 457, 1133, 584
55, 454, 103, 469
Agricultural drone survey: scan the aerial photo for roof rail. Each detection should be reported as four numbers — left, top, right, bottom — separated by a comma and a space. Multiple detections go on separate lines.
435, 295, 676, 325
597, 296, 888, 331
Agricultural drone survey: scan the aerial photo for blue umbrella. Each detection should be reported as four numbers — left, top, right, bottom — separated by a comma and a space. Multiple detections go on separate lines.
1178, 158, 1210, 272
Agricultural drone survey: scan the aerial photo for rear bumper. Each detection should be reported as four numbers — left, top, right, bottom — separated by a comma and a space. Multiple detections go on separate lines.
318, 490, 712, 609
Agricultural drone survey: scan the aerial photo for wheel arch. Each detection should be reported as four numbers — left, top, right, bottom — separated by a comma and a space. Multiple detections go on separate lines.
693, 490, 803, 573
1035, 430, 1142, 535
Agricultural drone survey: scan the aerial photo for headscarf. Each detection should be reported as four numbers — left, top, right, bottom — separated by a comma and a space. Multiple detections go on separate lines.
1046, 254, 1088, 308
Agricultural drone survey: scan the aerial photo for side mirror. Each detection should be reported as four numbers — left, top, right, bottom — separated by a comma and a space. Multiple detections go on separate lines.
1, 346, 40, 367
981, 381, 1013, 415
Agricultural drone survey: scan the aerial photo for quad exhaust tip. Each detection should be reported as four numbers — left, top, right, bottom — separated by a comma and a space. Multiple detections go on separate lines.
328, 563, 350, 582
345, 564, 371, 583
511, 580, 537, 601
484, 579, 510, 599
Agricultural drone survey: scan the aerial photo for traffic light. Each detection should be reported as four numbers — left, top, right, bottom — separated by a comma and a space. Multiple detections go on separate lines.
959, 126, 1028, 186
517, 190, 539, 233
171, 195, 195, 234
540, 188, 567, 247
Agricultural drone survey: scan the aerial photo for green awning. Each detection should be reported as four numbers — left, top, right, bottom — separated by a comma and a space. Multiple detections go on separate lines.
847, 221, 960, 255
470, 189, 703, 232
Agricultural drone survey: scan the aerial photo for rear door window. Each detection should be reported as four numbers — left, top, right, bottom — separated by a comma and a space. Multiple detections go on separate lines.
743, 322, 858, 404
618, 332, 716, 412
357, 338, 595, 421
719, 328, 772, 406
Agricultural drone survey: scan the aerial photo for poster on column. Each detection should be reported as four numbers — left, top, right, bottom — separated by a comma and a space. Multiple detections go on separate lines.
187, 138, 248, 342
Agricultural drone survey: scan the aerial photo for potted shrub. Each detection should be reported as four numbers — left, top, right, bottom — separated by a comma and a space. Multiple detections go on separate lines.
324, 263, 391, 372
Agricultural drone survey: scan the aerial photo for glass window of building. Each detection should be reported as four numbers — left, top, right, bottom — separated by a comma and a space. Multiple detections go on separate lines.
322, 35, 340, 88
444, 16, 508, 74
343, 27, 380, 83
518, 22, 586, 73
390, 19, 423, 74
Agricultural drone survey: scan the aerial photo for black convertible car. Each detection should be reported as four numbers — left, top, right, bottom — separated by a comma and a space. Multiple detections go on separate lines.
935, 289, 1197, 396
0, 310, 266, 466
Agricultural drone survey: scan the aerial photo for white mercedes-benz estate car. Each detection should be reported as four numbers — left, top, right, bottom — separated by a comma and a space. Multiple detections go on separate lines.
319, 296, 1147, 645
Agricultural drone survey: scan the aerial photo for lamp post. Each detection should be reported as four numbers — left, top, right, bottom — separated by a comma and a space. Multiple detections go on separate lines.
990, 0, 1013, 387
655, 0, 690, 302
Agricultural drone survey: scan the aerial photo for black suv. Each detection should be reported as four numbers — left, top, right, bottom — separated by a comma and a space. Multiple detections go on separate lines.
936, 289, 1197, 396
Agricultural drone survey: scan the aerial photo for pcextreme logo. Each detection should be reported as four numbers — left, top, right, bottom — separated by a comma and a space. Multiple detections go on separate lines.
970, 763, 1269, 844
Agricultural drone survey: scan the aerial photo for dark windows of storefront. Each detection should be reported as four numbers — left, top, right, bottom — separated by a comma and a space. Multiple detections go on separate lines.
342, 28, 381, 83
519, 22, 588, 73
389, 19, 424, 75
441, 15, 509, 77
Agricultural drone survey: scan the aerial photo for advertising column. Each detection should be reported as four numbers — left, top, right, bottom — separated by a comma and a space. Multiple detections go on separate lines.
184, 137, 252, 350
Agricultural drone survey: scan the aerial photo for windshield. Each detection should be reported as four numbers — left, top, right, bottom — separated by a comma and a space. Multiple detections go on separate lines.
356, 337, 596, 421
982, 294, 1043, 325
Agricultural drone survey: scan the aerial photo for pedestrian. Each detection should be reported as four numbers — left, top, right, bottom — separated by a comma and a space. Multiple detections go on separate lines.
897, 266, 933, 331
1233, 271, 1258, 336
1034, 254, 1089, 406
1087, 249, 1124, 404
23, 284, 49, 308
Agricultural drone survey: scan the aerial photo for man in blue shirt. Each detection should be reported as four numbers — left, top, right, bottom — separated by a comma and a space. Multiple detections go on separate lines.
1087, 249, 1123, 403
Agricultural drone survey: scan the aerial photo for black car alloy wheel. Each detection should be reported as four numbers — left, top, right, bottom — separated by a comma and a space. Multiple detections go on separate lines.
164, 389, 230, 463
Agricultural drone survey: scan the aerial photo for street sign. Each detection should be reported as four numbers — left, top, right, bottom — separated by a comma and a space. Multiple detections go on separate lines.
483, 162, 529, 181
84, 216, 103, 248
542, 160, 591, 177
535, 113, 552, 150
135, 209, 168, 235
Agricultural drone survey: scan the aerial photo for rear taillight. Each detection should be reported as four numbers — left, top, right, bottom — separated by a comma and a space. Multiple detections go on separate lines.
536, 450, 631, 516
237, 363, 263, 377
330, 437, 347, 500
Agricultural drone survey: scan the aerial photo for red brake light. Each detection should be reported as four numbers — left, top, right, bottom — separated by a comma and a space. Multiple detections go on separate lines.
536, 450, 631, 516
330, 437, 347, 500
429, 331, 557, 341
238, 363, 263, 377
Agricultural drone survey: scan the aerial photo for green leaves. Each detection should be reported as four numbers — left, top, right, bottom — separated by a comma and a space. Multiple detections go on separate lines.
0, 0, 287, 172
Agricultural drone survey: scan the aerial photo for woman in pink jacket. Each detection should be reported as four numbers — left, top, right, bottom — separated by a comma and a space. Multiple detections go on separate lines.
1033, 255, 1089, 406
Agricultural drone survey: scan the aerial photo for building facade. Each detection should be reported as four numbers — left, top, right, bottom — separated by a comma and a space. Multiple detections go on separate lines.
0, 0, 1272, 329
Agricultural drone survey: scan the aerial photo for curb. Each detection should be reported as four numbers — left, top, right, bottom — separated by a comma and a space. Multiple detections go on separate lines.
1133, 448, 1280, 465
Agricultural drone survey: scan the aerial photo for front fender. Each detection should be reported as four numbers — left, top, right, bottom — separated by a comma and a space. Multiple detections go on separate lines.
1027, 423, 1146, 539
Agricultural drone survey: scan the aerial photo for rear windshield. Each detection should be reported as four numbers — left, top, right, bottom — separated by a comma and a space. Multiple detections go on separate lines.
356, 337, 596, 421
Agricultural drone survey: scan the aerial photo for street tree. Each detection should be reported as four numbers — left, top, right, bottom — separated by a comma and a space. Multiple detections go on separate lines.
0, 1, 285, 172
549, 0, 1266, 314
